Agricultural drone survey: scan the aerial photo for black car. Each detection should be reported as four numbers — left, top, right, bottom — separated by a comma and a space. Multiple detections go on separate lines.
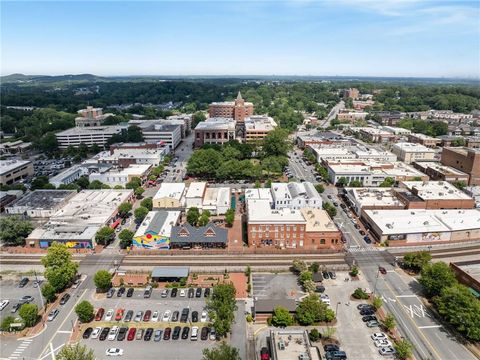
124, 310, 133, 322
180, 308, 189, 322
204, 288, 211, 297
117, 287, 125, 297
117, 327, 128, 341
364, 236, 371, 244
171, 288, 178, 297
315, 285, 326, 293
324, 344, 340, 352
18, 277, 29, 288
354, 224, 360, 229
188, 288, 195, 298
144, 327, 154, 341
82, 327, 93, 339
106, 288, 115, 298
359, 230, 366, 236
11, 303, 21, 313
181, 326, 190, 340
357, 304, 374, 310
163, 327, 172, 340
172, 311, 179, 322
195, 288, 202, 298
99, 327, 110, 341
200, 327, 209, 340
327, 272, 334, 279
362, 315, 377, 322
191, 311, 198, 322
59, 293, 70, 305
322, 271, 330, 279
325, 351, 347, 360
360, 309, 375, 316
126, 288, 134, 297
172, 326, 181, 340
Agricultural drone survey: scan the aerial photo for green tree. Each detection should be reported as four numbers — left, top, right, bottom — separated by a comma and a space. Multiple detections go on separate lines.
88, 180, 110, 189
292, 259, 307, 274
95, 226, 115, 246
303, 280, 316, 293
394, 339, 413, 360
262, 128, 292, 158
0, 216, 33, 246
402, 251, 432, 272
93, 270, 112, 292
322, 202, 337, 218
271, 306, 294, 327
350, 265, 359, 277
198, 210, 211, 227
435, 284, 480, 341
314, 184, 325, 193
348, 180, 363, 187
150, 165, 164, 177
30, 176, 50, 190
134, 206, 149, 223
140, 197, 153, 211
187, 207, 200, 226
310, 262, 320, 273
117, 202, 133, 217
352, 288, 369, 300
379, 177, 395, 187
452, 180, 466, 190
41, 282, 57, 303
125, 176, 142, 190
193, 111, 206, 128
36, 132, 59, 153
299, 270, 313, 285
225, 208, 235, 227
296, 294, 335, 325
309, 328, 320, 342
134, 187, 145, 198
315, 165, 329, 180
372, 296, 383, 311
41, 242, 78, 292
1, 316, 17, 332
19, 303, 38, 327
420, 262, 457, 298
75, 300, 94, 323
202, 342, 241, 360
76, 176, 90, 189
382, 314, 396, 331
118, 229, 134, 249
206, 283, 237, 338
336, 177, 348, 187
187, 149, 224, 178
56, 343, 95, 360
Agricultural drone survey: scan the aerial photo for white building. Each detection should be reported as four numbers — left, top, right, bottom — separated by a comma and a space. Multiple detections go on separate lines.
202, 187, 231, 215
270, 182, 322, 210
244, 115, 278, 143
86, 147, 167, 167
49, 164, 86, 187
344, 187, 404, 216
153, 183, 186, 209
381, 126, 412, 136
185, 182, 207, 209
88, 164, 151, 186
392, 142, 436, 164
55, 125, 127, 149
138, 123, 182, 149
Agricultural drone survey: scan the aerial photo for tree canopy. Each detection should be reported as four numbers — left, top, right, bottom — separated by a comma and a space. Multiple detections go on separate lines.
41, 242, 78, 292
0, 216, 33, 246
206, 283, 237, 338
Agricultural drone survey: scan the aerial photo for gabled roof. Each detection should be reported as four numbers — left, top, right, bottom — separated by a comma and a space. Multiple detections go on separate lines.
170, 223, 227, 244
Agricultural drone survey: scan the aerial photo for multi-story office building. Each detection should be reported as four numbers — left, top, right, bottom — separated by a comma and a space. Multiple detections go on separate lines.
343, 88, 359, 99
194, 118, 236, 147
413, 161, 470, 184
139, 123, 182, 150
55, 125, 127, 149
392, 142, 436, 164
270, 182, 322, 210
441, 147, 480, 185
244, 116, 277, 143
408, 133, 441, 147
75, 106, 114, 127
0, 160, 34, 185
208, 92, 254, 122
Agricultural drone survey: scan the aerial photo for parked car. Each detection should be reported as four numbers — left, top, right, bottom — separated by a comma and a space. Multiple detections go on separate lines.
171, 288, 178, 297
105, 348, 123, 357
371, 332, 388, 341
172, 326, 181, 340
127, 327, 136, 341
107, 288, 115, 298
95, 308, 105, 321
0, 300, 10, 311
117, 287, 125, 297
181, 326, 190, 339
172, 311, 179, 322
91, 327, 102, 339
200, 311, 208, 323
71, 278, 81, 289
18, 277, 29, 288
11, 303, 21, 313
47, 309, 60, 321
367, 320, 380, 328
134, 311, 144, 322
374, 339, 393, 348
154, 329, 163, 342
324, 344, 340, 352
180, 308, 189, 322
136, 329, 144, 340
179, 289, 186, 297
163, 327, 172, 340
126, 288, 134, 297
322, 272, 329, 279
162, 310, 171, 322
364, 236, 371, 244
144, 328, 154, 341
315, 285, 326, 293
201, 327, 209, 340
360, 309, 375, 316
260, 347, 270, 360
325, 351, 347, 360
82, 327, 93, 339
191, 311, 198, 322
379, 346, 396, 356
161, 289, 169, 298
99, 327, 110, 341
188, 288, 195, 298
362, 315, 377, 322
151, 311, 160, 322
143, 286, 152, 298
115, 309, 125, 321
19, 295, 34, 304
108, 326, 119, 341
204, 288, 211, 297
195, 288, 202, 297
124, 310, 133, 322
117, 327, 128, 341
143, 310, 152, 322
359, 230, 366, 236
209, 328, 216, 340
357, 304, 374, 311
105, 309, 114, 321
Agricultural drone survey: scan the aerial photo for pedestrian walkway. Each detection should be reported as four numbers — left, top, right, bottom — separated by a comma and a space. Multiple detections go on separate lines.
347, 246, 381, 253
8, 338, 32, 360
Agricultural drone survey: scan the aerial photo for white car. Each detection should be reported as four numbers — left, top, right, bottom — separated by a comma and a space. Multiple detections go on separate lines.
371, 332, 388, 341
106, 348, 124, 357
91, 327, 102, 339
105, 309, 114, 321
108, 326, 119, 341
162, 310, 171, 322
151, 311, 160, 322
47, 309, 59, 321
375, 339, 393, 348
0, 300, 9, 311
379, 346, 396, 356
179, 289, 186, 297
200, 311, 208, 323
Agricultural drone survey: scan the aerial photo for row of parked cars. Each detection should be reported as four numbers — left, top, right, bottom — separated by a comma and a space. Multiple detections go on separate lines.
107, 286, 210, 299
83, 325, 215, 342
323, 344, 347, 360
357, 304, 397, 356
95, 307, 209, 324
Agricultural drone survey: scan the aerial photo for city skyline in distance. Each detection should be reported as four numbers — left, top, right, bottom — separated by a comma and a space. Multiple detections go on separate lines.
1, 0, 479, 78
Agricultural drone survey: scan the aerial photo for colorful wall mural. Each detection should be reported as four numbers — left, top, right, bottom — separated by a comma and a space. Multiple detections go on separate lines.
39, 240, 93, 249
132, 230, 170, 250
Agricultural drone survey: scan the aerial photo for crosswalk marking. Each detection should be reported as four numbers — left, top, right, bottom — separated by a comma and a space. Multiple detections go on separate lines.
348, 247, 380, 253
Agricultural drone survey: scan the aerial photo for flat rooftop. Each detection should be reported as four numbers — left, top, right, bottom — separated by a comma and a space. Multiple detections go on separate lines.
393, 142, 435, 153
365, 209, 480, 234
0, 160, 31, 175
186, 182, 207, 199
195, 117, 236, 130
7, 190, 76, 210
455, 263, 480, 283
379, 162, 425, 178
414, 161, 469, 177
244, 116, 277, 131
247, 199, 305, 224
244, 188, 273, 201
270, 330, 320, 360
401, 181, 473, 201
56, 125, 126, 136
300, 208, 338, 232
410, 133, 439, 140
346, 187, 403, 207
153, 183, 185, 201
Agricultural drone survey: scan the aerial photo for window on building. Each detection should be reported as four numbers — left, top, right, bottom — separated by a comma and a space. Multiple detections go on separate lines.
320, 239, 325, 244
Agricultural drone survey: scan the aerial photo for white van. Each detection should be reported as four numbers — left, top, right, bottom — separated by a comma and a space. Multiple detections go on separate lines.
190, 326, 199, 341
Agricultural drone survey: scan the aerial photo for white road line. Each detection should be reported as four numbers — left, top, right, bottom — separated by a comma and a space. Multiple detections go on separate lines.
396, 294, 417, 298
38, 344, 65, 360
57, 330, 72, 334
418, 325, 442, 329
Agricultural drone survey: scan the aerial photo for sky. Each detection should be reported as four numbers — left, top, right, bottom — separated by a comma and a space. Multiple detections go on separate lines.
1, 0, 479, 78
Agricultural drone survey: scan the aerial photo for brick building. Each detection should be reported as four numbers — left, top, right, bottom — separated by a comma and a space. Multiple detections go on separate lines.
408, 133, 441, 148
208, 92, 253, 122
441, 147, 480, 185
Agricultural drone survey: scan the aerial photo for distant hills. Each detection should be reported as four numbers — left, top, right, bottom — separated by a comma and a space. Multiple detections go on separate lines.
1, 73, 108, 84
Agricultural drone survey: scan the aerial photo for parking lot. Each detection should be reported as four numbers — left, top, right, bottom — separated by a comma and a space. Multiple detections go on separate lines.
252, 273, 302, 300
80, 287, 218, 360
0, 277, 45, 322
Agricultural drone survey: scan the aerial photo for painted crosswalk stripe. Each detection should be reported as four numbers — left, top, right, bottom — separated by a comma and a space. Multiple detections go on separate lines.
418, 325, 442, 329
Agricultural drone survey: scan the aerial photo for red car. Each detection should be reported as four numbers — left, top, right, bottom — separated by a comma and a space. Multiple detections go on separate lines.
260, 347, 270, 360
127, 327, 136, 341
143, 310, 152, 322
95, 308, 105, 321
378, 267, 387, 275
115, 308, 125, 321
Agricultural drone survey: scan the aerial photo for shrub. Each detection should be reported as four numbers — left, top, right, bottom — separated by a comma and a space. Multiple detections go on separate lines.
309, 328, 321, 342
352, 288, 369, 300
75, 301, 94, 323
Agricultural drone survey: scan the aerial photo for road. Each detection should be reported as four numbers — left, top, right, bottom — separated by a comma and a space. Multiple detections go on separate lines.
322, 187, 476, 360
319, 100, 345, 128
